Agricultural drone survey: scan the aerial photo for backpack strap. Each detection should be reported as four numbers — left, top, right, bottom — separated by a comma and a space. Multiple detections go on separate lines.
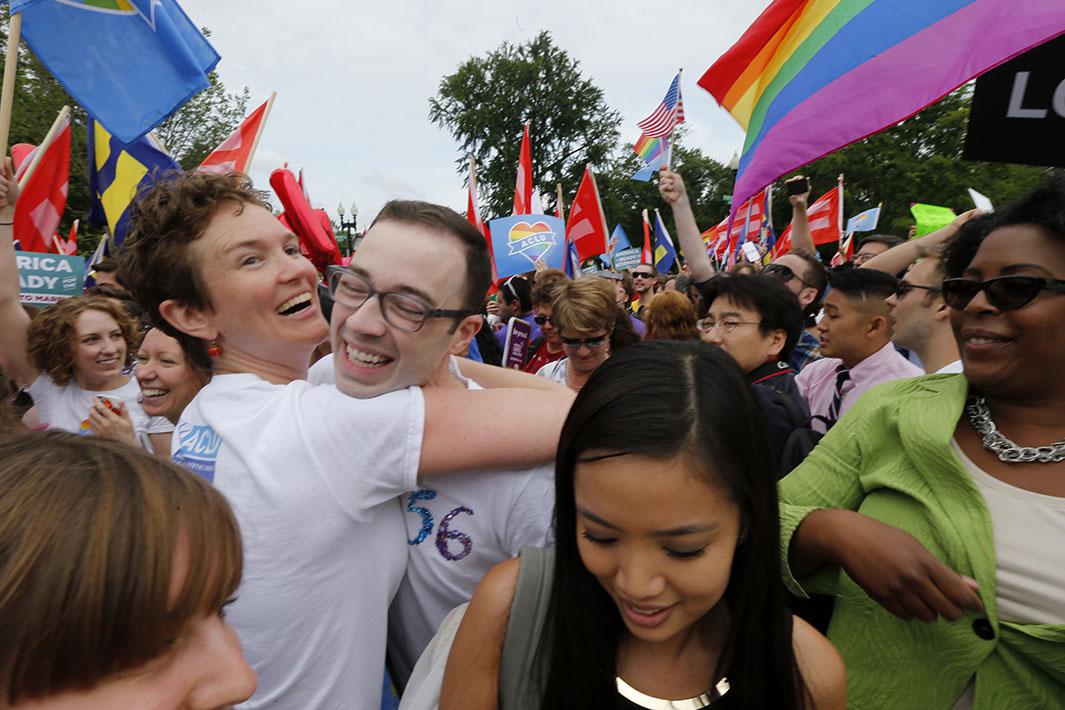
499, 547, 555, 709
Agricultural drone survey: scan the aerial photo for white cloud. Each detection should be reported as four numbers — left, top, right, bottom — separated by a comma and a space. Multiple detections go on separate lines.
181, 0, 760, 224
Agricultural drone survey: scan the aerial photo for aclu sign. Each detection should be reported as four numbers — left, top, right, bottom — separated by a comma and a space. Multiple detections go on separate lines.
964, 35, 1065, 168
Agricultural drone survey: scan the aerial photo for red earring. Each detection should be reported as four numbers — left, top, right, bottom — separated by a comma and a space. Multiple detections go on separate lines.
207, 340, 223, 358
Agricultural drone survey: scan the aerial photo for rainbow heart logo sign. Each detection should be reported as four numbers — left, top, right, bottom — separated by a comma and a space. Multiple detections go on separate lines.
488, 214, 566, 279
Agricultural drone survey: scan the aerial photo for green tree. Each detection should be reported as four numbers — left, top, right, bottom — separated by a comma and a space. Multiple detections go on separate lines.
430, 31, 622, 219
770, 86, 1051, 237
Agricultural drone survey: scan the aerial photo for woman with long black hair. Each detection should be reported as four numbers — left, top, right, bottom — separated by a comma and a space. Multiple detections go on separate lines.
440, 341, 845, 708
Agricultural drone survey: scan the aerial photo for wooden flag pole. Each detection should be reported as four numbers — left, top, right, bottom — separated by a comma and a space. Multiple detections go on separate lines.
555, 182, 565, 222
0, 13, 22, 159
245, 91, 277, 173
18, 104, 69, 190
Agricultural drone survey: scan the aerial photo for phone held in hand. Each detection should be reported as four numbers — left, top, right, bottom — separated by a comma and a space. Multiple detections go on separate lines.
96, 395, 125, 416
786, 176, 810, 196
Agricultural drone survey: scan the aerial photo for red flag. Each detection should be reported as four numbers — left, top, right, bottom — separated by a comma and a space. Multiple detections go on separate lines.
566, 167, 609, 262
199, 94, 274, 174
771, 183, 844, 258
51, 218, 78, 255
270, 168, 341, 274
14, 110, 71, 254
468, 157, 498, 296
512, 122, 532, 215
641, 210, 653, 263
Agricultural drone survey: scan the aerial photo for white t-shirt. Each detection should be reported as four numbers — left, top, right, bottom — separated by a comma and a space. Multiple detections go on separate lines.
535, 358, 569, 385
172, 373, 425, 709
26, 372, 173, 450
308, 355, 556, 686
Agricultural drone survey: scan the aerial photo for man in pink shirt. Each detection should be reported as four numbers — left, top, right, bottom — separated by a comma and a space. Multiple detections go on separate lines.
797, 267, 922, 432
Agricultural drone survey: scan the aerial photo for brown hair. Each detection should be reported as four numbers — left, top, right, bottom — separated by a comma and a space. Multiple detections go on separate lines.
0, 431, 243, 704
643, 291, 700, 342
119, 171, 272, 371
26, 296, 138, 386
551, 278, 617, 337
370, 200, 492, 313
532, 270, 569, 308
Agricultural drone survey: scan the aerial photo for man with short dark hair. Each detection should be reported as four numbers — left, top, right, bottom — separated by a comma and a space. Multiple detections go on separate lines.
88, 257, 126, 291
630, 262, 658, 318
796, 267, 922, 432
697, 274, 810, 475
495, 275, 540, 351
886, 253, 961, 374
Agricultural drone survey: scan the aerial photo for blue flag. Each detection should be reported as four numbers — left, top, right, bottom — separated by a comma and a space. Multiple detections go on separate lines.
653, 210, 677, 274
87, 119, 182, 246
846, 206, 882, 235
14, 0, 220, 143
610, 224, 632, 253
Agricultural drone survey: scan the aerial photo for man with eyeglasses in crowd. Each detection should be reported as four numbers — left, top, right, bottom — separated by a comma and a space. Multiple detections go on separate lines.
659, 167, 827, 371
310, 200, 559, 693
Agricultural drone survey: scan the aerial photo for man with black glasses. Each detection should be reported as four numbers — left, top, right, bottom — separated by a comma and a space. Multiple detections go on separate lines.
886, 253, 961, 374
630, 263, 659, 319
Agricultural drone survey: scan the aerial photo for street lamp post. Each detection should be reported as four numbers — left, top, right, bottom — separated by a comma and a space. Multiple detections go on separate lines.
337, 202, 358, 256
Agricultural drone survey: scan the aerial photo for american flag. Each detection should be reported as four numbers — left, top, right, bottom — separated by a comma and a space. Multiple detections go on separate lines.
637, 73, 685, 138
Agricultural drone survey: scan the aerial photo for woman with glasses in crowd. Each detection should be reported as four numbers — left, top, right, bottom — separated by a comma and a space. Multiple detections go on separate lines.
442, 342, 845, 708
537, 279, 631, 391
0, 161, 172, 453
779, 178, 1065, 708
523, 270, 568, 374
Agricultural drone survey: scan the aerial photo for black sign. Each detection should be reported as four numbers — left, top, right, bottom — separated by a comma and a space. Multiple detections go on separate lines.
964, 34, 1065, 168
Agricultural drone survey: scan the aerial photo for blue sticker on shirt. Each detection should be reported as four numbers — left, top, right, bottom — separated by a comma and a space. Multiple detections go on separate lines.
172, 423, 221, 483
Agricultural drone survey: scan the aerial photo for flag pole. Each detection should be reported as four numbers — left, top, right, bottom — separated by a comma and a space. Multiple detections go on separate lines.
0, 12, 22, 158
18, 104, 69, 190
245, 91, 276, 173
555, 182, 565, 221
665, 67, 682, 170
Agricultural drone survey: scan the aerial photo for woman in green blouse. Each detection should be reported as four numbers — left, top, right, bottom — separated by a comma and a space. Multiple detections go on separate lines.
780, 178, 1065, 709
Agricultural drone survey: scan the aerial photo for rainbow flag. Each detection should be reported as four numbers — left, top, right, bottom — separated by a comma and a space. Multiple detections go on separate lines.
631, 133, 669, 181
699, 0, 1065, 216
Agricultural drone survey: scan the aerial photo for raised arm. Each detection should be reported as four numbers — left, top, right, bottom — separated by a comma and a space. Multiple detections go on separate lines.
658, 166, 715, 283
419, 386, 573, 474
783, 176, 815, 255
861, 209, 984, 274
455, 357, 569, 392
0, 157, 37, 388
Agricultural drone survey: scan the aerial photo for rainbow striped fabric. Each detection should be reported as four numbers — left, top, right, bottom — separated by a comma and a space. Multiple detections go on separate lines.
699, 0, 1065, 214
634, 133, 668, 163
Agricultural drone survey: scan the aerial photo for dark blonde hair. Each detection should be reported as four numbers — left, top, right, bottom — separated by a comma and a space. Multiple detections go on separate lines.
119, 171, 272, 371
26, 296, 138, 386
643, 290, 699, 342
0, 432, 243, 704
551, 279, 617, 337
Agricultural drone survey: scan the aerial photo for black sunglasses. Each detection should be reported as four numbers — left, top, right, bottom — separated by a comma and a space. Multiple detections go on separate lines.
763, 263, 811, 288
941, 275, 1065, 311
633, 272, 655, 279
533, 314, 554, 326
895, 281, 941, 299
561, 335, 608, 349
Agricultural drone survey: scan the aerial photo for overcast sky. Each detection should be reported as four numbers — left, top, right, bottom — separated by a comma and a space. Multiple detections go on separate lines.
180, 1, 763, 227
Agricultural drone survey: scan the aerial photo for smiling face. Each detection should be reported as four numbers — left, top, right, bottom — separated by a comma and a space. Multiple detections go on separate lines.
181, 204, 328, 376
575, 453, 741, 646
330, 219, 476, 399
135, 329, 208, 423
72, 309, 127, 388
950, 224, 1065, 400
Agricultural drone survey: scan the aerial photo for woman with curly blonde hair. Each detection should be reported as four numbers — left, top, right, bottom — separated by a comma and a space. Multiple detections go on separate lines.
643, 290, 700, 342
0, 160, 172, 452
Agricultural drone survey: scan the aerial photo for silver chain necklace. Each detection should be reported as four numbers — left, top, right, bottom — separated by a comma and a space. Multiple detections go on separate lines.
965, 394, 1065, 463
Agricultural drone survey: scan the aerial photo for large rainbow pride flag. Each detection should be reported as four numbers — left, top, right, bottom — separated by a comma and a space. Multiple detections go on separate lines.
699, 0, 1065, 216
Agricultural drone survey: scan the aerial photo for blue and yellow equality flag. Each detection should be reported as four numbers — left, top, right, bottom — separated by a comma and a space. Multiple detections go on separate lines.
87, 119, 181, 246
13, 0, 219, 144
653, 209, 677, 274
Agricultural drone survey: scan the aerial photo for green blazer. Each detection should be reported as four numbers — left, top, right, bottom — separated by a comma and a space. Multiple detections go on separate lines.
779, 374, 1065, 709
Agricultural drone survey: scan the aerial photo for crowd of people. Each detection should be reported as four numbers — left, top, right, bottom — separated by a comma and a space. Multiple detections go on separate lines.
1, 150, 1063, 709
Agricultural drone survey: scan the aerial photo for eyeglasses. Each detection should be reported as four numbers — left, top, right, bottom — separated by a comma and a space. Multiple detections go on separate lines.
697, 318, 761, 334
895, 281, 941, 299
533, 314, 554, 326
941, 275, 1065, 311
763, 263, 812, 288
632, 272, 655, 280
327, 266, 475, 332
560, 335, 608, 349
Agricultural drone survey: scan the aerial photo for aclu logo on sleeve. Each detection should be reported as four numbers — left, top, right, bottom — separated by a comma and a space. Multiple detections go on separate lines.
173, 423, 222, 483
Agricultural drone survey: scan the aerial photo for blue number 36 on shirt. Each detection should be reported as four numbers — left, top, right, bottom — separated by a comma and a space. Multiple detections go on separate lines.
404, 489, 474, 561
